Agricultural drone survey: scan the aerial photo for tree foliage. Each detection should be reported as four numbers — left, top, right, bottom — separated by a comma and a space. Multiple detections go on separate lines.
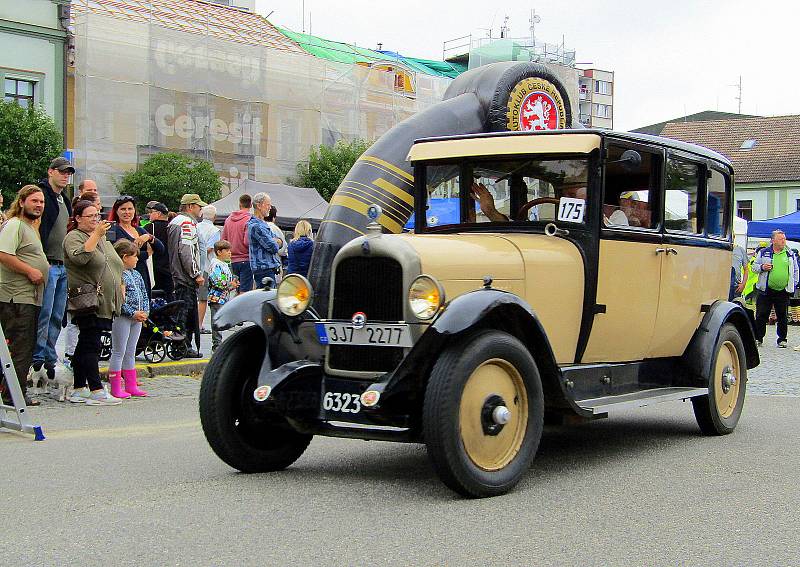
292, 139, 372, 201
120, 152, 222, 212
0, 101, 63, 206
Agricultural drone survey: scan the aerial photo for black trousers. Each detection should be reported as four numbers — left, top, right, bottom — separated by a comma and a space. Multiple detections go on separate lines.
174, 284, 199, 348
73, 314, 112, 391
755, 289, 790, 343
153, 268, 174, 299
0, 301, 40, 396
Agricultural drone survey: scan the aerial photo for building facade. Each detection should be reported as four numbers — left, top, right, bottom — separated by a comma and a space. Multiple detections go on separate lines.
68, 0, 452, 203
0, 0, 68, 134
578, 68, 614, 129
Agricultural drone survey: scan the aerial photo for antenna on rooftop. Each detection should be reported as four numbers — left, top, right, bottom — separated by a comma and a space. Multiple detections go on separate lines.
500, 15, 510, 38
731, 75, 742, 114
529, 9, 540, 47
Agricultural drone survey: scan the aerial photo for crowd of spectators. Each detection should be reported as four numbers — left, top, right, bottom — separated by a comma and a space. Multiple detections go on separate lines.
0, 155, 316, 407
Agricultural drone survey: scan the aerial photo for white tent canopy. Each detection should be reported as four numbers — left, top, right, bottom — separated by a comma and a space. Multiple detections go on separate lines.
210, 179, 328, 230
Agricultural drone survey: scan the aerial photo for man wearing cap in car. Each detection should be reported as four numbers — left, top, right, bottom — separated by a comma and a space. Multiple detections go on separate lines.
30, 156, 74, 380
145, 201, 173, 298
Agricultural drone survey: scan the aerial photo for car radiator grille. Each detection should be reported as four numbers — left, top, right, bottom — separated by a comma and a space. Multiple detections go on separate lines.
328, 256, 404, 373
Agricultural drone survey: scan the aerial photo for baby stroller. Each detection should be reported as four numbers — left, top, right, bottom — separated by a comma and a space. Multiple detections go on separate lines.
99, 292, 187, 363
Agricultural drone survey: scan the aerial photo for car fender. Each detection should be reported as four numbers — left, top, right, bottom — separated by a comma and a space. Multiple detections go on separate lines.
682, 300, 760, 385
215, 288, 277, 331
382, 288, 571, 410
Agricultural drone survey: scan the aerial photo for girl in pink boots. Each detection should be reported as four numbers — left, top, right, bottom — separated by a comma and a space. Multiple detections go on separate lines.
109, 240, 149, 399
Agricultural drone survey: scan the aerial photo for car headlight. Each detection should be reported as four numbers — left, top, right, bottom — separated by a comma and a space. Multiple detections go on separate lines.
408, 275, 444, 320
277, 274, 313, 316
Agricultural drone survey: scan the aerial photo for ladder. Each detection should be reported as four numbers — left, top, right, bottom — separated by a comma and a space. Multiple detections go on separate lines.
0, 322, 45, 441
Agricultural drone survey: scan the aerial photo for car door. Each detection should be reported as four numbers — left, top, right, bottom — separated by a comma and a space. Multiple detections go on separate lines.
583, 141, 663, 363
647, 153, 728, 358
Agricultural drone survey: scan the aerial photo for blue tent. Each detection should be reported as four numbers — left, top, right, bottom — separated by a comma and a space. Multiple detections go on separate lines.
404, 198, 461, 229
748, 210, 800, 240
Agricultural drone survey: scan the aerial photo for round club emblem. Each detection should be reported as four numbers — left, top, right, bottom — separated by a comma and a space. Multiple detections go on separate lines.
505, 78, 567, 132
361, 390, 380, 407
351, 311, 367, 329
253, 385, 272, 402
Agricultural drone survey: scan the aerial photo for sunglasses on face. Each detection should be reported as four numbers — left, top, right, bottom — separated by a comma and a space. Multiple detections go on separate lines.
115, 196, 136, 206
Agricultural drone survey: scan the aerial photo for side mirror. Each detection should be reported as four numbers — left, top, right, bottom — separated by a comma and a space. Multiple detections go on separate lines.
261, 276, 275, 291
612, 149, 643, 171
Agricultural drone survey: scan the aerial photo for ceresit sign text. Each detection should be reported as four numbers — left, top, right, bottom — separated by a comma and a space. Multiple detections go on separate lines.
155, 104, 263, 145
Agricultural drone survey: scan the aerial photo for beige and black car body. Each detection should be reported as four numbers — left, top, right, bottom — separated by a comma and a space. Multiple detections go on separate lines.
199, 62, 759, 498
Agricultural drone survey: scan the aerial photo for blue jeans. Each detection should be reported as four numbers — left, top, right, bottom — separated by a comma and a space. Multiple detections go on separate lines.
252, 268, 277, 290
33, 263, 68, 368
231, 261, 254, 293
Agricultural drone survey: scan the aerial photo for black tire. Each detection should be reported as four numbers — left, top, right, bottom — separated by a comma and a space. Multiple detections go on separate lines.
692, 323, 747, 435
143, 339, 167, 363
199, 326, 312, 473
167, 341, 187, 361
423, 330, 544, 498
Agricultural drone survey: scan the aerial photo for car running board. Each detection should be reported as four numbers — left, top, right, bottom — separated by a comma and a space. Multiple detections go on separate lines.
576, 387, 708, 415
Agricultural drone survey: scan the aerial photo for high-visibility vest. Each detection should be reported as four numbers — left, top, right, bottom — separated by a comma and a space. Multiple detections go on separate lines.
743, 257, 759, 303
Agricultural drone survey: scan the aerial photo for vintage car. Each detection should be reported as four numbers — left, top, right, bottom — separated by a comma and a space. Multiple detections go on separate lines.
199, 127, 759, 498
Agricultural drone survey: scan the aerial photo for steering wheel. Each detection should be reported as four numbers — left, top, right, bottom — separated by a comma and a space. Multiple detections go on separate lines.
516, 197, 561, 221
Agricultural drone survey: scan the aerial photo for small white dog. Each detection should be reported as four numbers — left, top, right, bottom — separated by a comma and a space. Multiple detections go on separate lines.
28, 361, 74, 402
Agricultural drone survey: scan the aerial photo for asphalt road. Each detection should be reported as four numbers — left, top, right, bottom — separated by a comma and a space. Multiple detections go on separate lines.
3, 388, 798, 566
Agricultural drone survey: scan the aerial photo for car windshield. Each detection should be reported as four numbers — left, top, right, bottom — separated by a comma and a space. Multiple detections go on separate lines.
421, 157, 590, 229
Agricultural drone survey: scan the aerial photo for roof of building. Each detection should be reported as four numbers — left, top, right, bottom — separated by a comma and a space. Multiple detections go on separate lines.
632, 111, 760, 136
276, 28, 466, 78
660, 115, 800, 184
70, 0, 305, 53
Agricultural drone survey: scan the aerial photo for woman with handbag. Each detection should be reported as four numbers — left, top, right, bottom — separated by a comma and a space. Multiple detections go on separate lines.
64, 200, 125, 405
106, 195, 164, 298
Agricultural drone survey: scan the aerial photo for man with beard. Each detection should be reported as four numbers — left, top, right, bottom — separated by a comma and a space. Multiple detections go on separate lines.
0, 185, 49, 406
32, 156, 73, 380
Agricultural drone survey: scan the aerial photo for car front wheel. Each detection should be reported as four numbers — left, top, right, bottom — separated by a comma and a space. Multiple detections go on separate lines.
423, 330, 544, 497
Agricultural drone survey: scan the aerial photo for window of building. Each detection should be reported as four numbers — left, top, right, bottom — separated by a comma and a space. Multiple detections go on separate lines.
736, 200, 753, 221
4, 78, 36, 107
592, 103, 612, 119
665, 157, 701, 233
594, 80, 612, 95
706, 169, 729, 238
796, 198, 800, 212
739, 139, 757, 150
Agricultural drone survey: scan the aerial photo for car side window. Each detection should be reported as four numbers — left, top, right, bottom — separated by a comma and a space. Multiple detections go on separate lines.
706, 168, 729, 238
603, 144, 658, 229
665, 157, 702, 234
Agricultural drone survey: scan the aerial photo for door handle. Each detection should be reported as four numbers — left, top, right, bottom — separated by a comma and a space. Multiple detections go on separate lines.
668, 248, 678, 255
655, 248, 667, 255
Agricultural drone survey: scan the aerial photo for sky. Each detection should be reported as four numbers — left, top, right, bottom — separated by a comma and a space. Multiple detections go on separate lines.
255, 0, 800, 131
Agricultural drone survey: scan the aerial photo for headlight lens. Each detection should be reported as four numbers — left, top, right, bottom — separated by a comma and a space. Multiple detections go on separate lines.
276, 274, 313, 316
408, 275, 444, 320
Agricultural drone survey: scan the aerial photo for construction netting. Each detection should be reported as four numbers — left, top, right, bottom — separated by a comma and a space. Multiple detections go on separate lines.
70, 6, 452, 204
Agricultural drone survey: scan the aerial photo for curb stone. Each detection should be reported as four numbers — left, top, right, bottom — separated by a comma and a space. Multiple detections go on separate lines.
99, 360, 208, 380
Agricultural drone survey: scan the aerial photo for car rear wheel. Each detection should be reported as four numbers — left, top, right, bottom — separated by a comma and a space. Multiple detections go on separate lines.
692, 323, 747, 435
423, 330, 544, 497
199, 326, 312, 472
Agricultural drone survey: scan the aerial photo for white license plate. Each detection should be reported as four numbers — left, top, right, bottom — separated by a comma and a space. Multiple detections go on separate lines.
316, 322, 412, 347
